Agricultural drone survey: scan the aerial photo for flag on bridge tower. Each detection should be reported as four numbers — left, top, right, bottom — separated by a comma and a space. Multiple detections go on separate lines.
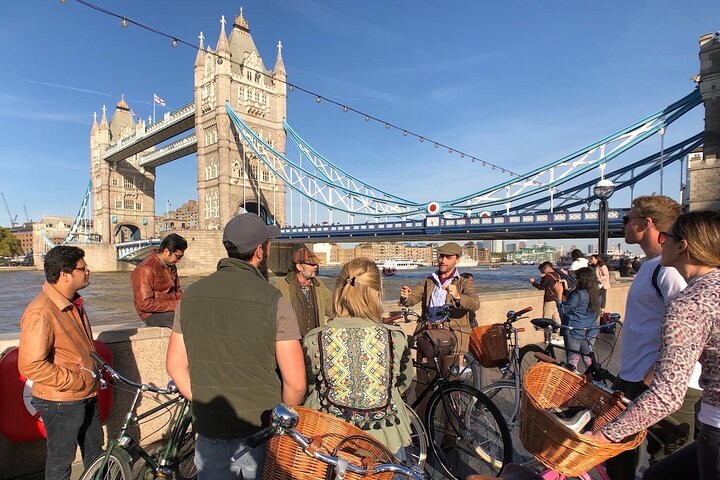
153, 94, 166, 106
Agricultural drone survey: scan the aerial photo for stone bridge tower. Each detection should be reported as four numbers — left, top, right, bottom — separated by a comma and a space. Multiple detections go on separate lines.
693, 33, 720, 211
194, 10, 288, 230
89, 98, 156, 243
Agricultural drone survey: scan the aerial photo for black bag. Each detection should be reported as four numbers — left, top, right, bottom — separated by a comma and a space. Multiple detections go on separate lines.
416, 328, 457, 359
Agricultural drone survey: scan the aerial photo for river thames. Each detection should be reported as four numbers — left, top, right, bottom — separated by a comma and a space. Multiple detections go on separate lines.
0, 265, 540, 334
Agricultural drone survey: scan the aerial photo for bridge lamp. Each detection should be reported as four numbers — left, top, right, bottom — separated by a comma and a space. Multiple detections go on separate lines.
593, 179, 615, 258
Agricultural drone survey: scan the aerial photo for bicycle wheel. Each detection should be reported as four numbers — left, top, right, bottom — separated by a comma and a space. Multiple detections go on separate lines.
518, 344, 547, 383
479, 380, 518, 427
404, 403, 427, 470
460, 353, 483, 390
426, 382, 512, 479
79, 451, 133, 480
134, 423, 197, 480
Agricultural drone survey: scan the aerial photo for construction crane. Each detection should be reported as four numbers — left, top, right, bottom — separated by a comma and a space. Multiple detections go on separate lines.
1, 192, 18, 227
23, 205, 31, 223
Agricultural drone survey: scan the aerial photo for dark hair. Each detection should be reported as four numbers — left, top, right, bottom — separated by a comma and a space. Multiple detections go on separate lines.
538, 261, 554, 272
571, 249, 584, 261
44, 246, 85, 284
160, 233, 187, 253
573, 267, 600, 315
590, 254, 605, 267
223, 240, 268, 261
460, 272, 474, 280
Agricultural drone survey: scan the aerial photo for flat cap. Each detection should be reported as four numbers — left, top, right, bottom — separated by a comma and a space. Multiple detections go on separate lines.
292, 248, 320, 265
438, 242, 462, 257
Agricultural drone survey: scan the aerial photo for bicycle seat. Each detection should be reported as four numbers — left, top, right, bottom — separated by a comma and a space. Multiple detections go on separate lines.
552, 408, 593, 433
466, 464, 543, 480
531, 318, 558, 330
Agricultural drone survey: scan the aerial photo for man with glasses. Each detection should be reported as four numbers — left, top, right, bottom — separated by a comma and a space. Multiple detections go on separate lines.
276, 247, 332, 337
606, 195, 702, 479
131, 233, 187, 328
18, 246, 102, 480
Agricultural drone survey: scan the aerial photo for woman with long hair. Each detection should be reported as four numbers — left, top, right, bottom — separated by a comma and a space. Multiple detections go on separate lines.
303, 258, 413, 458
557, 266, 600, 368
586, 211, 720, 479
589, 254, 611, 313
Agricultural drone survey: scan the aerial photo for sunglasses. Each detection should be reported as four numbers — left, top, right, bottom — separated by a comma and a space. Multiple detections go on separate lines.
622, 215, 647, 225
658, 231, 681, 245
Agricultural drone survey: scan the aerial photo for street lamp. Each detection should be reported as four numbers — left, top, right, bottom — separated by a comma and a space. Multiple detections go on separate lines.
594, 179, 615, 257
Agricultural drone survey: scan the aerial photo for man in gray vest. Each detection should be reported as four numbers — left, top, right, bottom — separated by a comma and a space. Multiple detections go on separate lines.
166, 213, 306, 480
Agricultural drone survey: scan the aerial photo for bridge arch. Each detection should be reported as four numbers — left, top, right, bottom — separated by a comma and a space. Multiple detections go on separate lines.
237, 202, 272, 225
113, 223, 141, 243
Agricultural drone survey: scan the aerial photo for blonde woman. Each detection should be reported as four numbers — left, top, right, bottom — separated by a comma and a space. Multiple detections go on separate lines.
303, 258, 413, 457
586, 211, 720, 480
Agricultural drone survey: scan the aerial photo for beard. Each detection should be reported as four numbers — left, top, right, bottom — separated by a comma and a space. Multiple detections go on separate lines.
258, 246, 270, 280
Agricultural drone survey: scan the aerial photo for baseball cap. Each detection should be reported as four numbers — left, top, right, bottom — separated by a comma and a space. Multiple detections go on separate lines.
222, 213, 281, 253
292, 248, 320, 265
437, 242, 462, 257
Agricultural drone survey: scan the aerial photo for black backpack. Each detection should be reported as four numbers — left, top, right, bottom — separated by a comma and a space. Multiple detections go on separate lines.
554, 267, 576, 292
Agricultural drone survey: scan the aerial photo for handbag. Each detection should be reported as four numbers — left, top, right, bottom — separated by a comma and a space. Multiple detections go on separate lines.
416, 328, 457, 359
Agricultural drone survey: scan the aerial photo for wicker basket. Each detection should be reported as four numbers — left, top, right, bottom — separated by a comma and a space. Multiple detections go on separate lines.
519, 363, 646, 476
264, 407, 393, 480
469, 323, 509, 367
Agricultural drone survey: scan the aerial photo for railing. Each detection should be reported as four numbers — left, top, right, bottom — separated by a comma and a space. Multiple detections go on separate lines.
103, 102, 195, 159
116, 238, 161, 260
138, 134, 197, 167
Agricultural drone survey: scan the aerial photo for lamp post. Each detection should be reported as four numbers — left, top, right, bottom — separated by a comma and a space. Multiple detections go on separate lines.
594, 179, 615, 257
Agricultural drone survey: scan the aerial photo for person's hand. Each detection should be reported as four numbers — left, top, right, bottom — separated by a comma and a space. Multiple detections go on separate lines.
583, 430, 612, 444
444, 284, 459, 300
400, 285, 412, 300
528, 276, 535, 284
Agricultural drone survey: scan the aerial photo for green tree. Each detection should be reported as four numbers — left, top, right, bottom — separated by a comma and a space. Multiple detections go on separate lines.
0, 227, 23, 257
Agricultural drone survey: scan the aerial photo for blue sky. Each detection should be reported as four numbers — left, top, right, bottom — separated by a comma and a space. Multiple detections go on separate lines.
0, 0, 717, 250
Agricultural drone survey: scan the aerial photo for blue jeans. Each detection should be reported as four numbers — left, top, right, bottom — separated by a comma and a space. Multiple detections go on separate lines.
31, 396, 103, 480
195, 434, 266, 480
563, 334, 594, 368
642, 422, 720, 480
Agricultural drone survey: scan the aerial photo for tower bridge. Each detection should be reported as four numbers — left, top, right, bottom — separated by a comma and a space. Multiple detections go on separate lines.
42, 11, 720, 273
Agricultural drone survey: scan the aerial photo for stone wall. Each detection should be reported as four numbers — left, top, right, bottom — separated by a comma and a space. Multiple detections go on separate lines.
695, 33, 720, 211
0, 283, 630, 479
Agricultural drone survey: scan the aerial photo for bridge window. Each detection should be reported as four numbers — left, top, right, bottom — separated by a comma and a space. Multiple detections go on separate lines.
114, 196, 122, 209
136, 202, 143, 211
111, 175, 119, 187
205, 159, 218, 180
205, 189, 219, 219
137, 176, 145, 190
262, 169, 270, 183
124, 176, 134, 189
95, 176, 102, 188
124, 197, 135, 210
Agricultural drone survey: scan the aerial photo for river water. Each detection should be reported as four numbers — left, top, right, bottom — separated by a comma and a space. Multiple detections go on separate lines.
0, 265, 539, 334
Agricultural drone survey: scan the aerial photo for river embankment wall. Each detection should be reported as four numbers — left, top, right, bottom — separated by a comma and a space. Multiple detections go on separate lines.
0, 283, 630, 479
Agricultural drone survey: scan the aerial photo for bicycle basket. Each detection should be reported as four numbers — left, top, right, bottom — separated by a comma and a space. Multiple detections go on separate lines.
519, 362, 646, 476
469, 323, 508, 368
264, 407, 393, 480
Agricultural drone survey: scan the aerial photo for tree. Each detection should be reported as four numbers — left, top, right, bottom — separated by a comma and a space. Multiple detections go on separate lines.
0, 227, 23, 257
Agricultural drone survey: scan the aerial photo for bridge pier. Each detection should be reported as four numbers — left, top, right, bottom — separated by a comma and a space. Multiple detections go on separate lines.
693, 33, 720, 211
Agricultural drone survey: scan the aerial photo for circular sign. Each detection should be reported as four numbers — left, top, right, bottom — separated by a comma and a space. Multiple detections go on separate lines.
427, 202, 441, 215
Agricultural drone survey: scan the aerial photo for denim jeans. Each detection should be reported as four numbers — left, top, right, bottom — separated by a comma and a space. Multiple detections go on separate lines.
642, 422, 720, 480
195, 434, 266, 480
31, 396, 103, 480
144, 311, 175, 328
563, 334, 594, 368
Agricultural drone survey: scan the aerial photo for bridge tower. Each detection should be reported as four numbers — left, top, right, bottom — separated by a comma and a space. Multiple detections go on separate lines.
194, 10, 287, 230
693, 33, 720, 211
90, 98, 156, 243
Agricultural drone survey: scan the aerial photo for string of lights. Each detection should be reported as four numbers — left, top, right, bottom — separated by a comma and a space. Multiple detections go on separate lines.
65, 0, 535, 181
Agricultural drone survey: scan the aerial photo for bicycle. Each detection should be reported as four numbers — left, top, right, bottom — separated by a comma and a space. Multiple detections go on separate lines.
79, 352, 196, 480
479, 314, 622, 464
241, 403, 427, 479
388, 305, 513, 479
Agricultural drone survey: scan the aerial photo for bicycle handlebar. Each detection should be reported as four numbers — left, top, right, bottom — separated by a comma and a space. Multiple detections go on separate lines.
89, 352, 178, 395
530, 317, 622, 334
241, 404, 425, 480
505, 306, 533, 323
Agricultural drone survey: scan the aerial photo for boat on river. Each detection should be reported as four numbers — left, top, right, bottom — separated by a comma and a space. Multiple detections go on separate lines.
381, 259, 418, 271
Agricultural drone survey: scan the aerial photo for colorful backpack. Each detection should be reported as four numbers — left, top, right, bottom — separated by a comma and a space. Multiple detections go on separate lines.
317, 324, 400, 430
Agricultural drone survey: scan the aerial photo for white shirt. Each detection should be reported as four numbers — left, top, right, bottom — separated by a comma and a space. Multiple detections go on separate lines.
570, 258, 589, 271
619, 256, 687, 382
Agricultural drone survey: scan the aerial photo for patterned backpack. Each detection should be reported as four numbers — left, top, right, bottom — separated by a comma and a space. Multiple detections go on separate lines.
317, 324, 401, 430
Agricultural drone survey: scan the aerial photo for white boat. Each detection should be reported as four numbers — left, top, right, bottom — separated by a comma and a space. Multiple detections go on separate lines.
456, 257, 479, 267
381, 259, 419, 270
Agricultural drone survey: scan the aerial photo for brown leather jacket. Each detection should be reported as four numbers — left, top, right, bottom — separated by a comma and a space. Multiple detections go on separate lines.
400, 272, 480, 354
131, 250, 182, 320
18, 282, 97, 401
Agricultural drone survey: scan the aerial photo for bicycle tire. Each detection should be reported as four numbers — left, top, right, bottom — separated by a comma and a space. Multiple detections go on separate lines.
426, 382, 512, 479
79, 450, 133, 480
404, 403, 428, 471
479, 380, 518, 426
518, 344, 547, 383
461, 353, 483, 390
